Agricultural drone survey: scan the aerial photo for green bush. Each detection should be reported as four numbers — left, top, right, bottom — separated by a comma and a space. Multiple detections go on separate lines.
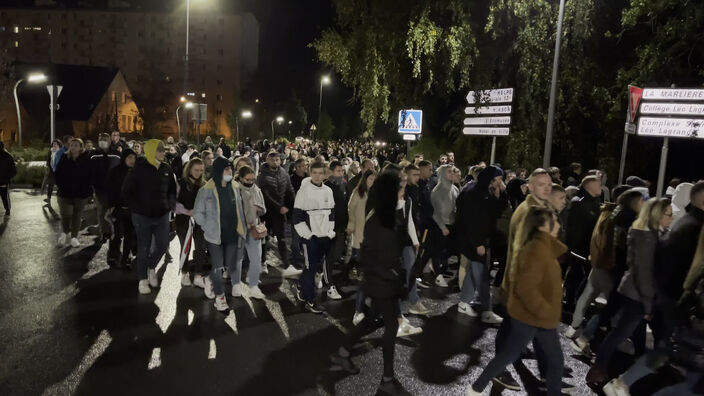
13, 162, 46, 187
8, 147, 47, 162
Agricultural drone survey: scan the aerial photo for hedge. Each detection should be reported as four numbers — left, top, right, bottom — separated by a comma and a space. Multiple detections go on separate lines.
14, 162, 46, 188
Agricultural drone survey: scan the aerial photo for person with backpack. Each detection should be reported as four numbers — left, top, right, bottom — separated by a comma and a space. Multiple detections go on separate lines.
0, 141, 17, 216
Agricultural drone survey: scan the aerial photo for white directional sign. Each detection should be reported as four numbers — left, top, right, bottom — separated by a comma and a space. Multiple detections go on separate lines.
466, 88, 514, 104
464, 105, 512, 115
402, 134, 416, 141
463, 116, 511, 126
637, 117, 703, 139
639, 103, 704, 116
642, 88, 704, 101
463, 127, 510, 136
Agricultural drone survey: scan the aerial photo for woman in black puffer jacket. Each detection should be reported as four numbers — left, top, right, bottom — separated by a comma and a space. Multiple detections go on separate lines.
329, 171, 410, 396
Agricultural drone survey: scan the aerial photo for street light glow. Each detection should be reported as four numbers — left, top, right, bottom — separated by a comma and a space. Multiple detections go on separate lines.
241, 110, 253, 118
27, 73, 47, 82
255, 98, 260, 103
185, 102, 194, 109
288, 121, 293, 124
321, 76, 331, 85
180, 96, 186, 102
276, 116, 284, 123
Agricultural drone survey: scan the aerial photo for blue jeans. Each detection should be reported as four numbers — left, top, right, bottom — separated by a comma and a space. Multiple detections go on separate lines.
594, 296, 645, 369
459, 255, 490, 309
402, 246, 419, 305
473, 317, 564, 395
206, 239, 241, 296
132, 213, 170, 280
234, 233, 262, 287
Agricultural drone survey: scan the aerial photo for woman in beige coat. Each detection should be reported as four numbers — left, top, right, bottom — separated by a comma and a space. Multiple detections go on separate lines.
347, 169, 376, 323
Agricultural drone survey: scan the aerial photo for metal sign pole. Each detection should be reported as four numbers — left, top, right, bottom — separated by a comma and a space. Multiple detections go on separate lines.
656, 137, 669, 198
618, 132, 629, 185
490, 136, 497, 164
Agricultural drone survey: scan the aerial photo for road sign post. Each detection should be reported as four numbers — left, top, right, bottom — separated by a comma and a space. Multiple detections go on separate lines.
463, 88, 513, 164
619, 85, 643, 184
46, 85, 63, 143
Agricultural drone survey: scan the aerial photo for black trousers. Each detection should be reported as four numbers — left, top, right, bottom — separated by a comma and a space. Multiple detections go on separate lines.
0, 185, 9, 214
175, 214, 207, 274
344, 297, 400, 378
563, 254, 590, 307
262, 211, 289, 267
108, 208, 137, 266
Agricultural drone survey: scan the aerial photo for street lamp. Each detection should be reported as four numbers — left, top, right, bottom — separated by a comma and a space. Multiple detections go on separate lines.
271, 116, 284, 140
176, 101, 193, 140
318, 75, 330, 123
14, 72, 47, 147
236, 110, 253, 144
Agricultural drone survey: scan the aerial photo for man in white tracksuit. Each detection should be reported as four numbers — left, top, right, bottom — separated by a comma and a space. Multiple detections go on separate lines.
293, 161, 336, 314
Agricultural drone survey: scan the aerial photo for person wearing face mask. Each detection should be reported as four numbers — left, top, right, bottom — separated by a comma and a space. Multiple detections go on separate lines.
467, 207, 567, 396
233, 165, 267, 299
90, 133, 121, 242
55, 138, 93, 247
322, 160, 348, 300
42, 139, 63, 204
174, 158, 208, 290
106, 148, 137, 269
122, 140, 177, 294
193, 157, 248, 311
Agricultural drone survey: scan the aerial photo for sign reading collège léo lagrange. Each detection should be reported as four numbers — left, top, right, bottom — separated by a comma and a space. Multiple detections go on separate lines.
463, 88, 513, 136
634, 88, 704, 139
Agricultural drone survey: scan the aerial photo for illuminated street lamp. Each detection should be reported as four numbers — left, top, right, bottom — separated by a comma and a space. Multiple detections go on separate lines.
271, 116, 284, 140
318, 75, 330, 123
176, 101, 194, 140
14, 72, 47, 147
236, 110, 253, 144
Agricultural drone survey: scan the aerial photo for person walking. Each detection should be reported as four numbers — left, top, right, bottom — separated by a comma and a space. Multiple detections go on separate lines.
0, 141, 17, 216
467, 207, 567, 396
233, 165, 267, 299
90, 133, 121, 242
428, 164, 459, 287
54, 138, 92, 247
193, 156, 248, 310
586, 198, 673, 385
174, 157, 208, 289
122, 140, 177, 294
106, 148, 137, 268
329, 171, 411, 396
42, 139, 62, 204
323, 160, 348, 300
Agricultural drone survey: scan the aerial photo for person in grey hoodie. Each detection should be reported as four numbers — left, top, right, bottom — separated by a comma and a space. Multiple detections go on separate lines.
427, 164, 459, 287
587, 197, 673, 385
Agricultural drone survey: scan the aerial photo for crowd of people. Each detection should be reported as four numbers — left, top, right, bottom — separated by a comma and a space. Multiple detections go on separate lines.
1, 131, 704, 396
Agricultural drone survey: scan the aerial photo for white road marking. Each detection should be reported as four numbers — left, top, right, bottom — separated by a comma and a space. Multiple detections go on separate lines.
224, 310, 238, 334
264, 299, 290, 339
147, 347, 161, 370
208, 338, 217, 359
187, 309, 194, 326
42, 330, 112, 396
154, 241, 182, 333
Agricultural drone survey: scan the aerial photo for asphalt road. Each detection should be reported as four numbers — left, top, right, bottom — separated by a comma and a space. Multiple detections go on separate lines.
0, 190, 686, 396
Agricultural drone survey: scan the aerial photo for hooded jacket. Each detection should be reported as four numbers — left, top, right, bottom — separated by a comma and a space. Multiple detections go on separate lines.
55, 151, 93, 199
657, 205, 704, 300
239, 181, 266, 228
89, 148, 120, 195
507, 231, 568, 329
506, 178, 527, 210
325, 177, 348, 232
292, 177, 336, 240
257, 162, 295, 213
612, 204, 639, 276
430, 164, 459, 232
193, 157, 246, 245
456, 166, 508, 261
671, 183, 693, 226
122, 140, 176, 217
618, 228, 662, 314
106, 148, 136, 209
566, 191, 601, 257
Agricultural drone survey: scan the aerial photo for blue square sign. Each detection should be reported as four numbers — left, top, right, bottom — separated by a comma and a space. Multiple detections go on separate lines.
398, 109, 422, 134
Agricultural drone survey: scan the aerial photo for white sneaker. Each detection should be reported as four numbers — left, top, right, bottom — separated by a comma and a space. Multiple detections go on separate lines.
435, 274, 448, 288
231, 283, 246, 297
570, 335, 589, 354
603, 377, 630, 396
458, 301, 478, 317
281, 265, 303, 278
315, 273, 323, 289
138, 280, 151, 294
214, 295, 229, 312
564, 325, 577, 339
422, 261, 433, 274
70, 237, 80, 248
327, 286, 342, 300
352, 312, 365, 326
148, 268, 159, 287
481, 311, 503, 324
409, 301, 431, 315
248, 285, 266, 300
396, 320, 423, 337
57, 232, 68, 246
193, 274, 205, 288
465, 385, 485, 396
203, 276, 215, 299
222, 269, 230, 279
181, 272, 192, 286
261, 264, 269, 275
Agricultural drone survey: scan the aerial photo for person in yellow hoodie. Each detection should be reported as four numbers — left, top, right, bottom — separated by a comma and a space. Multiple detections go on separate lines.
122, 139, 177, 294
193, 156, 247, 312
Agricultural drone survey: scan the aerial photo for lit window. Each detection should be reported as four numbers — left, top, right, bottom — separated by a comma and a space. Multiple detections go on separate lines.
14, 41, 19, 47
13, 26, 18, 33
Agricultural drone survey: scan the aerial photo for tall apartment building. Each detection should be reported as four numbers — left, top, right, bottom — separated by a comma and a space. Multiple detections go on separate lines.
0, 4, 258, 138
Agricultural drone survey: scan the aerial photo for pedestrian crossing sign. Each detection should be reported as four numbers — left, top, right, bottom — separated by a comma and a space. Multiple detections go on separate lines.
398, 109, 422, 134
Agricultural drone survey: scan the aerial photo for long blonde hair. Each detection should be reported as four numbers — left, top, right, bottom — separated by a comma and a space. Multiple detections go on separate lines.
631, 198, 671, 231
513, 206, 555, 257
182, 157, 205, 188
